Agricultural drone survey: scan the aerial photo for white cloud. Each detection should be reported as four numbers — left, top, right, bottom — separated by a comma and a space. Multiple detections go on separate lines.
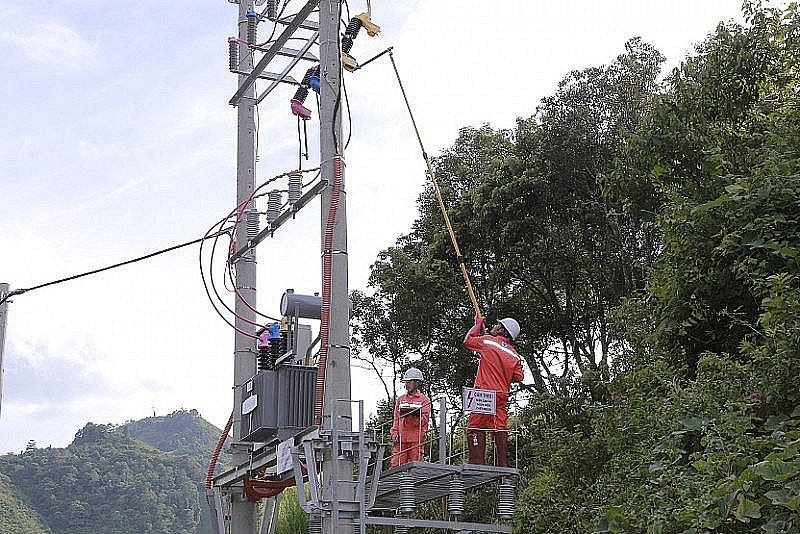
0, 21, 95, 70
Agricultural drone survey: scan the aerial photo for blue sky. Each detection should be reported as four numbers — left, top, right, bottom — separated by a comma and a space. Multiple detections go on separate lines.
0, 0, 752, 453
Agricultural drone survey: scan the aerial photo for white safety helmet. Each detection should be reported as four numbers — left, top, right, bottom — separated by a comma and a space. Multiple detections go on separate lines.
402, 367, 424, 382
498, 317, 521, 340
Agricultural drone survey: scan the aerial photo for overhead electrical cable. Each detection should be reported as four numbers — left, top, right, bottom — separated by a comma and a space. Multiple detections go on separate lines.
198, 167, 322, 333
0, 229, 231, 307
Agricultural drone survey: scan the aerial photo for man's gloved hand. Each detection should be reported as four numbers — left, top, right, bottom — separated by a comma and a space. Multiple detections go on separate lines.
475, 315, 486, 334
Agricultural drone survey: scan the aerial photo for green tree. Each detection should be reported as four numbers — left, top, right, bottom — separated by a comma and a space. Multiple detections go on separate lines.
515, 3, 800, 532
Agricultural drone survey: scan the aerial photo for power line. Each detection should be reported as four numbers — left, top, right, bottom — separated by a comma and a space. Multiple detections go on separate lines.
0, 228, 231, 306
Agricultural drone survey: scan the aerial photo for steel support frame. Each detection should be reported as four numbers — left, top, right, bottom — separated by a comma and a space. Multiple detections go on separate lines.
364, 516, 512, 533
230, 0, 320, 106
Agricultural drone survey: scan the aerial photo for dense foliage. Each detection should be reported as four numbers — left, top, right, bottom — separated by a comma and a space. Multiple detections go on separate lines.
0, 473, 49, 533
353, 2, 800, 532
0, 409, 224, 534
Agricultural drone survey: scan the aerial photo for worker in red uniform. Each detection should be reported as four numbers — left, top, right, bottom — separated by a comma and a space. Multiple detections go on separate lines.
390, 368, 431, 467
464, 316, 524, 467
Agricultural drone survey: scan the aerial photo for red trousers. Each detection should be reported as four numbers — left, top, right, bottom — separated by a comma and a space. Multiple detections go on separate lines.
391, 441, 424, 467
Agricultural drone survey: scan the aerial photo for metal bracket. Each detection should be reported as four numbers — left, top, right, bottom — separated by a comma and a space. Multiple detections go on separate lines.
229, 179, 326, 262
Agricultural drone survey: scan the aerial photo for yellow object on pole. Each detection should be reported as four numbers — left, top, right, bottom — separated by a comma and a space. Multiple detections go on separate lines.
388, 51, 482, 318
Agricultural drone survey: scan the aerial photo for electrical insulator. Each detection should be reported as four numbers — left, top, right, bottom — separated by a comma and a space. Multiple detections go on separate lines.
341, 17, 363, 55
228, 37, 238, 72
290, 66, 318, 119
257, 327, 271, 371
287, 172, 303, 205
448, 476, 465, 517
340, 13, 381, 73
246, 10, 258, 45
266, 190, 282, 224
398, 472, 415, 516
393, 525, 408, 534
246, 209, 259, 240
257, 346, 271, 371
266, 0, 277, 20
497, 476, 515, 521
269, 331, 287, 363
308, 515, 322, 534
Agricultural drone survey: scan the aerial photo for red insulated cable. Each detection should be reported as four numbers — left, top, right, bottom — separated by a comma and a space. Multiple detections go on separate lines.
206, 412, 234, 489
315, 155, 343, 425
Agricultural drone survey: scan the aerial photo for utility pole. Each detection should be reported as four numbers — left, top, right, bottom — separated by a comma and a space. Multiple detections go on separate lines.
318, 0, 356, 532
230, 0, 259, 532
0, 283, 9, 418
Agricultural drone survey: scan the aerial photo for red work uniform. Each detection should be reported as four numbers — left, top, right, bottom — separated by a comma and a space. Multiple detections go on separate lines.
390, 390, 431, 467
464, 325, 524, 432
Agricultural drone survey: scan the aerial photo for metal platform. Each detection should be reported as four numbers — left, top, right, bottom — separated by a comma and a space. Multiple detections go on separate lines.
372, 461, 517, 510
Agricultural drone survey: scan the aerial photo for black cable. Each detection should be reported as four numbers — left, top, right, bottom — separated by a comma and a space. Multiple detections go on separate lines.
0, 228, 231, 306
331, 4, 344, 151
343, 74, 353, 149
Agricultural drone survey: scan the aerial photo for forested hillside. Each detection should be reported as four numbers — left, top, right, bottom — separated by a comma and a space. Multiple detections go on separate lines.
353, 2, 800, 532
0, 409, 226, 534
0, 473, 49, 534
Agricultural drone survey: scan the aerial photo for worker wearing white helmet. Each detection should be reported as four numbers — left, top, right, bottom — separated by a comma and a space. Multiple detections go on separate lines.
463, 315, 524, 467
389, 367, 431, 467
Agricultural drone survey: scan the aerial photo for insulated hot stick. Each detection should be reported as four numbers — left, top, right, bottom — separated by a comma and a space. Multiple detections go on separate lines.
388, 51, 482, 318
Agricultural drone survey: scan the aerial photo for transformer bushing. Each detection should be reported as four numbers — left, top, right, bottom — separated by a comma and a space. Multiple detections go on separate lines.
448, 475, 465, 517
497, 476, 515, 521
266, 190, 282, 224
398, 471, 415, 516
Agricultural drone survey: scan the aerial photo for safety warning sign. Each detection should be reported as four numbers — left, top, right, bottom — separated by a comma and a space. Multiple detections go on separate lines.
463, 387, 496, 415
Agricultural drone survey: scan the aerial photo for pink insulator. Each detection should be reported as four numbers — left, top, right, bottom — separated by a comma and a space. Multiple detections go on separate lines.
290, 98, 312, 119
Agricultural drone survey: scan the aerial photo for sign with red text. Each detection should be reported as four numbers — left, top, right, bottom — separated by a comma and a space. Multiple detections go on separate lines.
463, 387, 496, 415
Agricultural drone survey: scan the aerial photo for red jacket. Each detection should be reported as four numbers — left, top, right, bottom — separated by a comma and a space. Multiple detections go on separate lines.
464, 322, 524, 398
390, 390, 430, 444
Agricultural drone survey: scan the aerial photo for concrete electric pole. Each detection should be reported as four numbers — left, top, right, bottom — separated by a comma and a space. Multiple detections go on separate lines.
317, 0, 357, 531
230, 0, 259, 532
0, 283, 9, 418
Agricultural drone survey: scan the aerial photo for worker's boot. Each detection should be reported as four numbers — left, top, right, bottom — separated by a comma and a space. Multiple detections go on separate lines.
468, 430, 486, 465
493, 431, 508, 467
